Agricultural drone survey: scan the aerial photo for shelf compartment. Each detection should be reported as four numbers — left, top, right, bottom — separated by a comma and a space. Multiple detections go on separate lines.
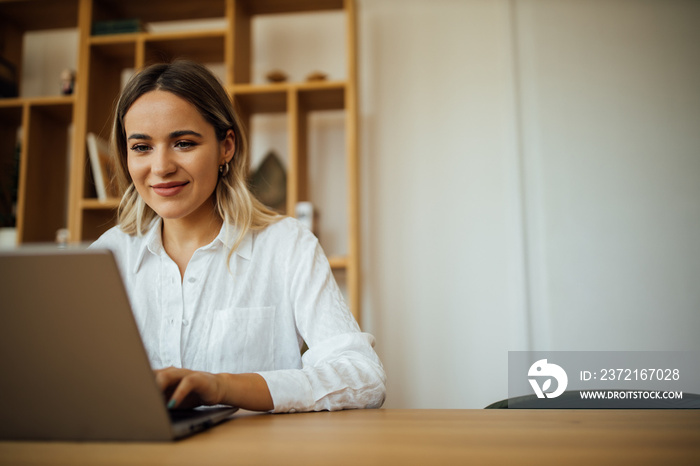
86, 41, 136, 136
89, 36, 139, 64
80, 207, 117, 242
80, 200, 119, 242
232, 85, 288, 114
297, 82, 345, 111
17, 101, 73, 243
144, 30, 227, 64
0, 105, 22, 229
27, 99, 74, 122
231, 81, 346, 113
0, 0, 79, 31
302, 108, 349, 258
234, 3, 346, 85
0, 103, 23, 120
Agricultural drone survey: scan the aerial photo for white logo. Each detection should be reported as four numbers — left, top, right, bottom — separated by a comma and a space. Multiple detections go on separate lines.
528, 359, 568, 398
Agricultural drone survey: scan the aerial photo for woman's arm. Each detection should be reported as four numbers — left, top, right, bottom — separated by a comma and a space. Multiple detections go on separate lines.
155, 367, 274, 411
254, 221, 386, 413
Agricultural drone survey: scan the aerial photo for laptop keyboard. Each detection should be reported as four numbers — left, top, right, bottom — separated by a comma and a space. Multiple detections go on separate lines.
168, 407, 234, 423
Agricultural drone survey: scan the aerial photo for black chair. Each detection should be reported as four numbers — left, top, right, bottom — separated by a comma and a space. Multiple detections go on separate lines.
486, 390, 700, 409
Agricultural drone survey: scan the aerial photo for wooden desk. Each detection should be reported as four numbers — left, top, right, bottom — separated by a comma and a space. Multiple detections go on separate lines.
1, 409, 698, 465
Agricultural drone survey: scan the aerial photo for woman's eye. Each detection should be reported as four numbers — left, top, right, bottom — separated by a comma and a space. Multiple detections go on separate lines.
175, 140, 197, 149
130, 144, 150, 153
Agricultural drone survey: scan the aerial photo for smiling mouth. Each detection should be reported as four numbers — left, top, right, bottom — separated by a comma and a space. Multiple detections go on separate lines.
151, 181, 189, 197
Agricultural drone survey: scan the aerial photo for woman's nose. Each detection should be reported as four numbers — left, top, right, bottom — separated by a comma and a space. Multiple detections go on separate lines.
151, 149, 177, 176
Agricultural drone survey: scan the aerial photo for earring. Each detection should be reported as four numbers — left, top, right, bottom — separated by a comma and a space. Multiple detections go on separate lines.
218, 162, 230, 177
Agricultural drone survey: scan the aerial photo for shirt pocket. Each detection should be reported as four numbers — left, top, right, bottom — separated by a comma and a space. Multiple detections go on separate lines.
206, 306, 276, 373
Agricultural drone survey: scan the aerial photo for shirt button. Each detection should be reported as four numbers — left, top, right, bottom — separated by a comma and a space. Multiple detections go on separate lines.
182, 319, 189, 326
187, 277, 196, 283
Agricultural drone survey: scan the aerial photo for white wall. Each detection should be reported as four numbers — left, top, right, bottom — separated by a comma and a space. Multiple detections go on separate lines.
513, 0, 700, 352
358, 0, 700, 408
358, 0, 528, 408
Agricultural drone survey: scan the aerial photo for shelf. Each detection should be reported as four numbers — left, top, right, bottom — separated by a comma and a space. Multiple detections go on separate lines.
28, 95, 75, 108
0, 95, 75, 108
0, 97, 73, 131
238, 0, 344, 15
89, 33, 140, 46
0, 98, 22, 109
81, 199, 120, 210
327, 255, 348, 270
90, 28, 227, 45
232, 80, 346, 93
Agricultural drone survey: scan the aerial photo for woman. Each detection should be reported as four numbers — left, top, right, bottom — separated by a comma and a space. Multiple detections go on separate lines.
90, 60, 386, 413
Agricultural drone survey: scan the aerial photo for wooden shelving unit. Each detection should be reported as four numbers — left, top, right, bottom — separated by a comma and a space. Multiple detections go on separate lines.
0, 0, 362, 320
0, 0, 78, 243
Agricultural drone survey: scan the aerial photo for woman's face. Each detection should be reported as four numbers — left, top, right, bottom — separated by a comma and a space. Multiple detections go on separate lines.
124, 90, 234, 224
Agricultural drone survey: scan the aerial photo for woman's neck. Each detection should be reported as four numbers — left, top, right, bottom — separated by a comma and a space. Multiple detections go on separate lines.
161, 208, 223, 279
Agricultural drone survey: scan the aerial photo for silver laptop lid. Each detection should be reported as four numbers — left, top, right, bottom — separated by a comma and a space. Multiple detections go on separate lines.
0, 246, 177, 441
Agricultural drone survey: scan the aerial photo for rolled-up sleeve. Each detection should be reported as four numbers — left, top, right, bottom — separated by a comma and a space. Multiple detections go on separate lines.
258, 222, 386, 413
259, 332, 386, 413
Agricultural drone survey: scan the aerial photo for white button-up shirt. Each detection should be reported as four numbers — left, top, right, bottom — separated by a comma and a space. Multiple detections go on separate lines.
90, 217, 386, 413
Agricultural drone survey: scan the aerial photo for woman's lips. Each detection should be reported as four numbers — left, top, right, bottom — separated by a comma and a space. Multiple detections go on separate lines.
151, 181, 188, 197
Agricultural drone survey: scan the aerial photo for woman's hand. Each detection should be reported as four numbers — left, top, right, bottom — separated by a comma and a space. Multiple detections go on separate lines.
154, 367, 274, 412
155, 367, 225, 409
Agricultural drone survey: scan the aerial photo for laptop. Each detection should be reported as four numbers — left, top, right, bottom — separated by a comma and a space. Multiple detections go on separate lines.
0, 246, 238, 441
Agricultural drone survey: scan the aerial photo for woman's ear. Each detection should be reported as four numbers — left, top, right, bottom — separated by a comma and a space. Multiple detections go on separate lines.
220, 129, 235, 165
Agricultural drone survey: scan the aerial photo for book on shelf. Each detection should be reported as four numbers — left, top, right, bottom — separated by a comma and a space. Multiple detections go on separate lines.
86, 133, 118, 202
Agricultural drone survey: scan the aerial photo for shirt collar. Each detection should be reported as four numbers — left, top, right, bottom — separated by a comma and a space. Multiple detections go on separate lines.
218, 222, 253, 261
132, 218, 253, 273
132, 219, 163, 274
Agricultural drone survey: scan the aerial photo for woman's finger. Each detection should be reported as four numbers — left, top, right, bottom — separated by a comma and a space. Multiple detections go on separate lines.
154, 366, 189, 391
167, 372, 221, 409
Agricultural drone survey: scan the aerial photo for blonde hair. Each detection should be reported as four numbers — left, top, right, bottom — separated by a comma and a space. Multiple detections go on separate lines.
112, 60, 280, 251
